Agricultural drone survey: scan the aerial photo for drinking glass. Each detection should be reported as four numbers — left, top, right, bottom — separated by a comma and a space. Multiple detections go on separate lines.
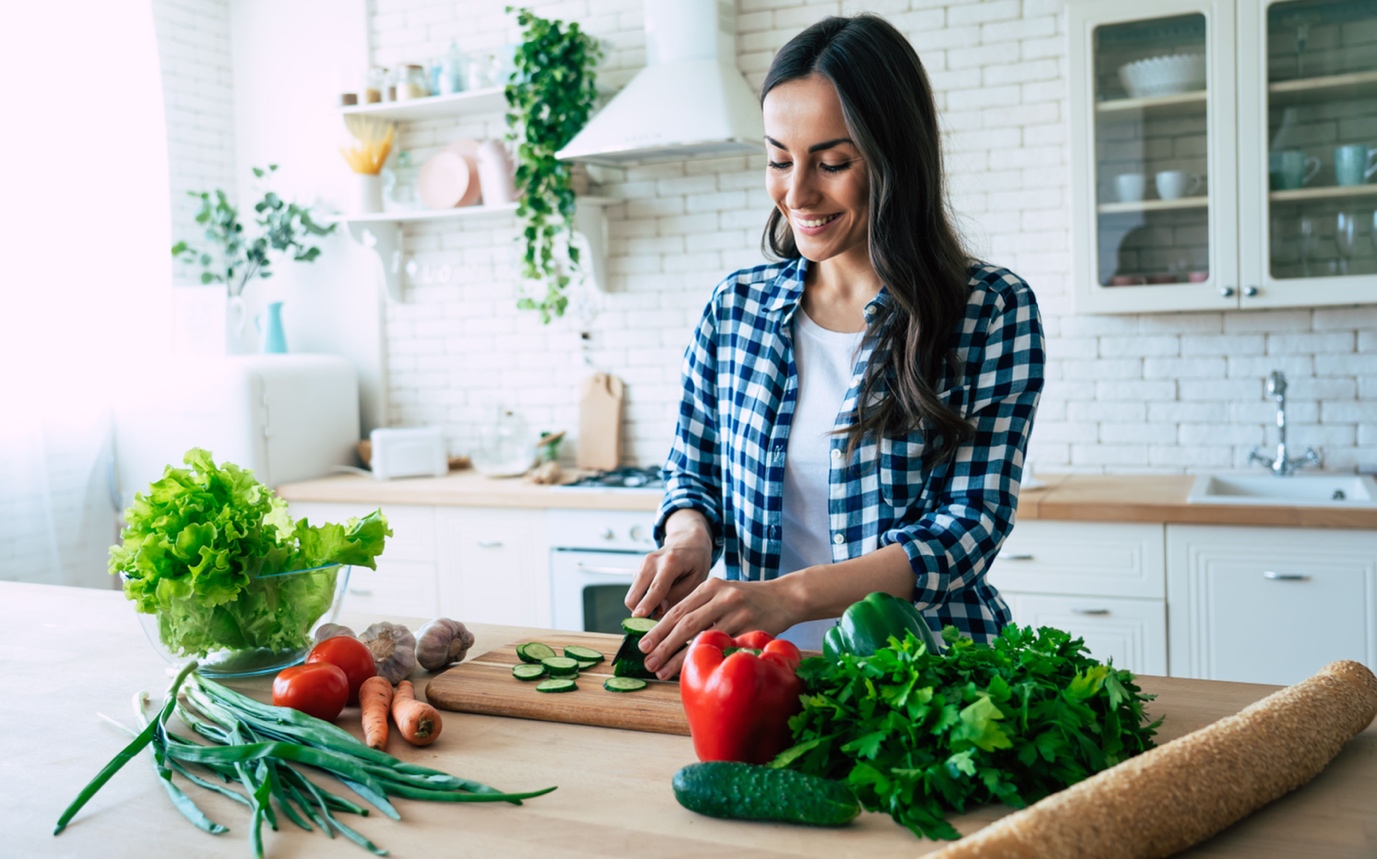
1299, 216, 1316, 277
1335, 212, 1356, 276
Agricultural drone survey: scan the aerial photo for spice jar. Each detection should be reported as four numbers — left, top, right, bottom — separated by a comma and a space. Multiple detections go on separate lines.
396, 64, 430, 100
364, 67, 387, 104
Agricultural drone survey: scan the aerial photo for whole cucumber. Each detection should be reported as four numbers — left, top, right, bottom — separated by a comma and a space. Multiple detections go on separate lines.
672, 761, 860, 827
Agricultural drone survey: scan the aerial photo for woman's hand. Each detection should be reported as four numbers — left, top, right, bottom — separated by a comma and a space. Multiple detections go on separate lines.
635, 577, 799, 680
625, 510, 715, 622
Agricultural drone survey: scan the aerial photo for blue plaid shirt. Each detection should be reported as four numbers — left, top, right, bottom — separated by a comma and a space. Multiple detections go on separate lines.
655, 257, 1044, 643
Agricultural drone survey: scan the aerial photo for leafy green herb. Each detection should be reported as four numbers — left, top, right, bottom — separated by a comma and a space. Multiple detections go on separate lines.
772, 625, 1161, 841
110, 448, 390, 657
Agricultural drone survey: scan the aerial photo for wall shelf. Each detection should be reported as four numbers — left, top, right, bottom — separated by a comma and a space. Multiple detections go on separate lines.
325, 197, 618, 301
1097, 195, 1209, 214
1095, 89, 1207, 116
1268, 184, 1377, 204
340, 87, 508, 122
1268, 70, 1377, 106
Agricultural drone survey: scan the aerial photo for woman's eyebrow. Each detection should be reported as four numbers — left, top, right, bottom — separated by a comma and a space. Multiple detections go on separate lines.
764, 135, 855, 153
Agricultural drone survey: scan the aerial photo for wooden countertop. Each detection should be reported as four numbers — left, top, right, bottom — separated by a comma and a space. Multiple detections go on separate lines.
277, 470, 1377, 529
6, 580, 1376, 858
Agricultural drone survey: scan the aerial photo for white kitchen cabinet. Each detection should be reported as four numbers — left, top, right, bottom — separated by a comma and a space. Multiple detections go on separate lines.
1166, 524, 1377, 685
287, 501, 441, 619
436, 507, 549, 628
1069, 0, 1377, 313
987, 521, 1168, 674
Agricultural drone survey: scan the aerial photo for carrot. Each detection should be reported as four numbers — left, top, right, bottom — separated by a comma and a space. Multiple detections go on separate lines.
359, 676, 393, 750
391, 679, 443, 746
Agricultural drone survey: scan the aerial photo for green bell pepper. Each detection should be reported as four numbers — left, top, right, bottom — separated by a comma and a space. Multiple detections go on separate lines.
822, 592, 944, 660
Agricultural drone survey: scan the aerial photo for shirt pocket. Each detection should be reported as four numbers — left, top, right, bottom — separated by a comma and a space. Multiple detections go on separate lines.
878, 432, 929, 511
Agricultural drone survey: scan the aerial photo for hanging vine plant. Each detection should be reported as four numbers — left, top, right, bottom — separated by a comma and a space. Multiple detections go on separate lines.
504, 6, 603, 323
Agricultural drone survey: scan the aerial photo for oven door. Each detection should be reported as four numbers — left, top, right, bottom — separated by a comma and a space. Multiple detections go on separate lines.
549, 549, 642, 634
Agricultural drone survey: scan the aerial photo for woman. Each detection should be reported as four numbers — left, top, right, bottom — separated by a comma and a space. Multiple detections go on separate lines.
625, 14, 1044, 680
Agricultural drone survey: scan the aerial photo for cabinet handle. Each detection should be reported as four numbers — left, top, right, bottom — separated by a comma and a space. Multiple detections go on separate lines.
476, 539, 504, 549
1220, 286, 1235, 298
348, 587, 373, 596
1262, 570, 1309, 581
1243, 285, 1258, 297
1071, 608, 1110, 615
1004, 552, 1035, 561
574, 563, 637, 577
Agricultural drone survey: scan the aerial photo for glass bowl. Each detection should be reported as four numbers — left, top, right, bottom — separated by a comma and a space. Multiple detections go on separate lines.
124, 564, 351, 677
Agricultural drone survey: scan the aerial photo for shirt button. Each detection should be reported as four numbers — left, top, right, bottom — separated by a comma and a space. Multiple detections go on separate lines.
830, 449, 842, 461
832, 533, 845, 545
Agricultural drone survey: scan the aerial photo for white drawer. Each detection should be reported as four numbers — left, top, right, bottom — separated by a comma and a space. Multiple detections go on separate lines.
989, 521, 1165, 599
340, 560, 439, 620
287, 501, 436, 563
1004, 593, 1167, 676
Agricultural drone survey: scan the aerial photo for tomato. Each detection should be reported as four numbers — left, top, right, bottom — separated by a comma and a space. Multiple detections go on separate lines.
307, 636, 377, 705
273, 663, 349, 721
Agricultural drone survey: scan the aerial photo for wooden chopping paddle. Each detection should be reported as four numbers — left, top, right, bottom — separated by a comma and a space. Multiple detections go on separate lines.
577, 372, 624, 471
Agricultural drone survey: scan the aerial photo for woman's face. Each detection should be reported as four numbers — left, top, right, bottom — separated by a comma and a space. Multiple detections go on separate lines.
762, 74, 870, 266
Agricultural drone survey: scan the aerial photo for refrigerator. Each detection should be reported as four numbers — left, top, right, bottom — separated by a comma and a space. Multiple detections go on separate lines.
111, 354, 362, 511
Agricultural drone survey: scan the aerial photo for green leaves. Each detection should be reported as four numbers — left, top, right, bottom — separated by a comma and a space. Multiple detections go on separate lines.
774, 625, 1161, 841
504, 7, 602, 324
170, 165, 335, 297
110, 448, 390, 658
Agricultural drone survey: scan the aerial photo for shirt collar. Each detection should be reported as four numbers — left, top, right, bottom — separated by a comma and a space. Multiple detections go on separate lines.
764, 256, 892, 326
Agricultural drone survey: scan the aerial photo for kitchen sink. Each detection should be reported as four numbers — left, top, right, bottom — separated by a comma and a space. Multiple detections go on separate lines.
1186, 473, 1377, 507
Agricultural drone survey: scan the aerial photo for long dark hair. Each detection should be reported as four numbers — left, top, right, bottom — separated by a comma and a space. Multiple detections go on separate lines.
761, 14, 974, 462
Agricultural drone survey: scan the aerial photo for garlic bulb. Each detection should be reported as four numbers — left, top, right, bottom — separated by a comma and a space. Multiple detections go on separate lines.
415, 618, 475, 671
312, 623, 356, 644
358, 621, 417, 684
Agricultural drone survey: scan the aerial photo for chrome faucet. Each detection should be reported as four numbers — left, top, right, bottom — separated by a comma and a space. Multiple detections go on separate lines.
1248, 370, 1320, 476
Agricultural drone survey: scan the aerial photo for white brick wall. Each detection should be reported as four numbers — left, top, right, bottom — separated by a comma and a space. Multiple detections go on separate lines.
153, 0, 237, 287
159, 0, 1377, 475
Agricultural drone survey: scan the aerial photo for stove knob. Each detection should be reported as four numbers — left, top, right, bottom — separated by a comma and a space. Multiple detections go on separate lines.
629, 524, 648, 543
601, 528, 616, 541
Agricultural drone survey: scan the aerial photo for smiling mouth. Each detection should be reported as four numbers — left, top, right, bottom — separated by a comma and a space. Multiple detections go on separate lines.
795, 213, 841, 228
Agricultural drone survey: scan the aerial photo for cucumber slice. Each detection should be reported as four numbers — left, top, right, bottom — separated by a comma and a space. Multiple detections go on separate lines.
621, 617, 659, 635
536, 678, 577, 693
574, 658, 602, 670
517, 642, 557, 664
512, 663, 546, 681
603, 677, 647, 693
564, 645, 605, 662
541, 656, 580, 676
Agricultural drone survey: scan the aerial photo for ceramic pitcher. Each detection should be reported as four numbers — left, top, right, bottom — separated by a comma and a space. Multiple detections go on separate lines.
256, 301, 288, 354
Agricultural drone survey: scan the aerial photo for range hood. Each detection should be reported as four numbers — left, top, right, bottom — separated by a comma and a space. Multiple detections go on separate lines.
556, 0, 764, 166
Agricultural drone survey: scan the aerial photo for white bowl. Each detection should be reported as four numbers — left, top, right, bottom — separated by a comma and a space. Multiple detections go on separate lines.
1118, 53, 1205, 99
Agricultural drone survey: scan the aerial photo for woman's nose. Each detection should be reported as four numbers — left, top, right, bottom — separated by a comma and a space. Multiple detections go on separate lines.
785, 168, 818, 209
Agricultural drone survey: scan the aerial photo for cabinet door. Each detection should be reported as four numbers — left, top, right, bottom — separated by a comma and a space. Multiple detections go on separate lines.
1069, 0, 1239, 312
1237, 0, 1377, 307
438, 508, 549, 627
1167, 524, 1377, 684
287, 501, 441, 618
1003, 593, 1168, 675
990, 521, 1165, 598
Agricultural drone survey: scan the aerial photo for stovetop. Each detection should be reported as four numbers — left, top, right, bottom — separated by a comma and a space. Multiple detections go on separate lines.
562, 466, 665, 489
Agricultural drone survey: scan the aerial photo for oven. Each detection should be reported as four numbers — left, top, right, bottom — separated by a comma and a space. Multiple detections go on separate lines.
549, 508, 659, 634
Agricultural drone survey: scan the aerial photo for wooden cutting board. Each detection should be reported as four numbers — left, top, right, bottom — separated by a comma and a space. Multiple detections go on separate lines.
576, 373, 624, 471
425, 630, 689, 735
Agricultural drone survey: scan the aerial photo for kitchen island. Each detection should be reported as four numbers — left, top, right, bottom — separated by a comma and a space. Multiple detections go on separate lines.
4, 580, 1375, 858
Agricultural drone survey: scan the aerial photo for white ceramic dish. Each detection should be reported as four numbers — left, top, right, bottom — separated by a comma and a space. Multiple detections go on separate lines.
1118, 53, 1205, 99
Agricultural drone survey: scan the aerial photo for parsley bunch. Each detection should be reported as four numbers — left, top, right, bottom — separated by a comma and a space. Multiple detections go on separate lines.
772, 625, 1161, 840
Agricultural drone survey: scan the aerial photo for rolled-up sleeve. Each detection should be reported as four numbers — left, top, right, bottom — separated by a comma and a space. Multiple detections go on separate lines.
884, 274, 1045, 612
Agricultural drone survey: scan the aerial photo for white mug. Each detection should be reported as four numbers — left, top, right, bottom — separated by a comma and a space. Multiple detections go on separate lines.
1115, 173, 1146, 202
1155, 170, 1203, 200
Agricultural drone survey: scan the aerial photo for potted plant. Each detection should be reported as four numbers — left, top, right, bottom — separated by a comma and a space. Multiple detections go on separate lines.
171, 165, 335, 348
504, 7, 603, 323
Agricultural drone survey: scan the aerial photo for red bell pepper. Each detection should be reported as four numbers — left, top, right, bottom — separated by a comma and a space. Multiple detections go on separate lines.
679, 629, 803, 764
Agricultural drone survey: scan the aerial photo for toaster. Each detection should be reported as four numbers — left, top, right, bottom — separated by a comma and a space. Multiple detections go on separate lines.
369, 427, 449, 480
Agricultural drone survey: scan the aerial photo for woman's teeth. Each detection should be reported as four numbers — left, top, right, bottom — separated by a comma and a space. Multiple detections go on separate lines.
797, 214, 840, 228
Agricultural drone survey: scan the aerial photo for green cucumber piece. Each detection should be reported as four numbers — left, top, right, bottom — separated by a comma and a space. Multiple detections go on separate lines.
574, 658, 601, 670
620, 617, 658, 635
541, 656, 580, 677
564, 645, 605, 662
535, 678, 577, 693
512, 663, 546, 681
672, 762, 860, 827
603, 677, 647, 693
611, 632, 655, 679
517, 642, 557, 664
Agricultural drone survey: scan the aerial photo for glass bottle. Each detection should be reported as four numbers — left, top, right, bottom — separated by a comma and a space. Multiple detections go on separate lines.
396, 64, 430, 100
382, 151, 420, 212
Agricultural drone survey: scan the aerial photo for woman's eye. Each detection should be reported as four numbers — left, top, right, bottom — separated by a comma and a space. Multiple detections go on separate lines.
768, 160, 792, 170
820, 162, 852, 174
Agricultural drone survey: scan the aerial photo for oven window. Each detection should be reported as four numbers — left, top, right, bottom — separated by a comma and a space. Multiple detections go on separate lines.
583, 585, 634, 635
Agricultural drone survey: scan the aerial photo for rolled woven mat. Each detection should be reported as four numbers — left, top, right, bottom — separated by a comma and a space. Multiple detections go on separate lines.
930, 660, 1377, 859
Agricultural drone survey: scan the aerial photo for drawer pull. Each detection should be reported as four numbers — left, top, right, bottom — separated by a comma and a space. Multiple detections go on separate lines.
1004, 553, 1035, 561
476, 539, 505, 549
574, 563, 638, 577
348, 587, 373, 596
1071, 608, 1110, 615
1262, 571, 1309, 582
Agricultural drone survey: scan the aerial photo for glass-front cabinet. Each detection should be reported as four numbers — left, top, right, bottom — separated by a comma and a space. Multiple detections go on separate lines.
1070, 0, 1377, 313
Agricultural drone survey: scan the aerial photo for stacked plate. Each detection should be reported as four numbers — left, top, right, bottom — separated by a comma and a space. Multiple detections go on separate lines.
1118, 53, 1206, 98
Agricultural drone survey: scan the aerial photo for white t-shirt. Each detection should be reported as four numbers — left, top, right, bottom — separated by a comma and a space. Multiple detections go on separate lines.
777, 308, 865, 651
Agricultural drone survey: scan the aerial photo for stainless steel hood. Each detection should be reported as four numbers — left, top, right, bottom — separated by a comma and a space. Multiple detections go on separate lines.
556, 0, 764, 167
